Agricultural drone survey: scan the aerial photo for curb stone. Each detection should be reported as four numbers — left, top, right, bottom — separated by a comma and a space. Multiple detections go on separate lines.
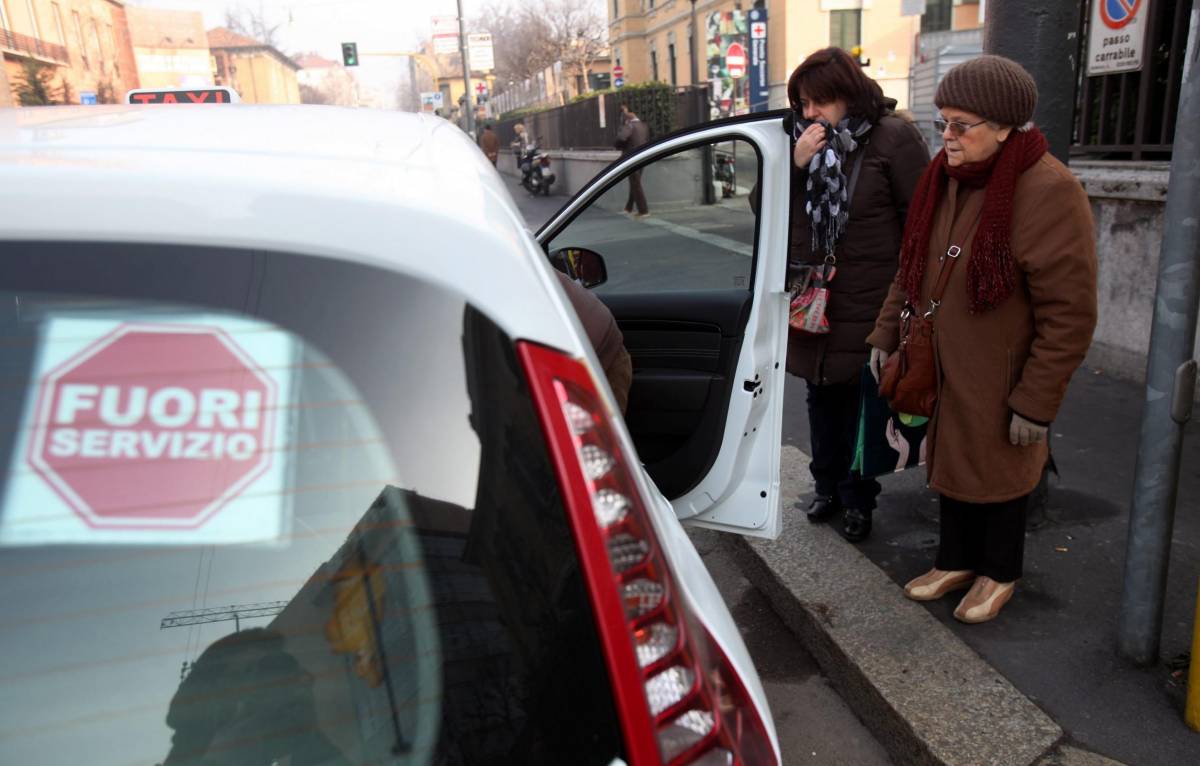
729, 444, 1069, 766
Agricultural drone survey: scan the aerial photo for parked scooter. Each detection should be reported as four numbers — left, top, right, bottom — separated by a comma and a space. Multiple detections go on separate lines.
713, 150, 737, 199
519, 142, 556, 196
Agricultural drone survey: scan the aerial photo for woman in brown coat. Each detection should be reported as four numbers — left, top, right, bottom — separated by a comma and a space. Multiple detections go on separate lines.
786, 48, 929, 541
867, 56, 1097, 623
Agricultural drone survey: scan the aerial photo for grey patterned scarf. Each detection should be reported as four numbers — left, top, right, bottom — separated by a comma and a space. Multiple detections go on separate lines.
797, 117, 874, 258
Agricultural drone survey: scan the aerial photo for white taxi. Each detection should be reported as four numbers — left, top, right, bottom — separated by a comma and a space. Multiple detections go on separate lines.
0, 101, 793, 766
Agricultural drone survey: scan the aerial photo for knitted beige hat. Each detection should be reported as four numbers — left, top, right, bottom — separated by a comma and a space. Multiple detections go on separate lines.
934, 55, 1038, 127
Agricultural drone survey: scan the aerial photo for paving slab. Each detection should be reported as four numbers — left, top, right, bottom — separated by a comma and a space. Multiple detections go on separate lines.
731, 444, 1064, 766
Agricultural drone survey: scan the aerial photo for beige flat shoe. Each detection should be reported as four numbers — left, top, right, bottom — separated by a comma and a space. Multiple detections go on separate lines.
953, 577, 1016, 624
903, 568, 975, 601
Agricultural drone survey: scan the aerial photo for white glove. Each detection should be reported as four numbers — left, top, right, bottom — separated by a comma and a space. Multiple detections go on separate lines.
1009, 413, 1048, 447
869, 347, 891, 384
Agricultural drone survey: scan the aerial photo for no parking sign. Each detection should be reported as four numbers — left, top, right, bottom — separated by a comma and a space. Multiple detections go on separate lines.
1087, 0, 1150, 75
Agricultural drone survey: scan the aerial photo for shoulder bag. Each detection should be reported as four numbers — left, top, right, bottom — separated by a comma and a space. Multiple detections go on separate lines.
878, 208, 980, 417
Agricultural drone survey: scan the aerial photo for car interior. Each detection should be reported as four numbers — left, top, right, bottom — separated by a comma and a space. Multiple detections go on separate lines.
542, 137, 764, 500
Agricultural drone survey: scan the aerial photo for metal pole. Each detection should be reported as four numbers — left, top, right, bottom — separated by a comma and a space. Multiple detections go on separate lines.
408, 55, 418, 112
1118, 1, 1200, 665
689, 0, 698, 86
983, 0, 1082, 163
456, 0, 473, 136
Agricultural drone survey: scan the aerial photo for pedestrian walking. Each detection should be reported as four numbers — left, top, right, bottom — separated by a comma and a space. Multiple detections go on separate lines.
786, 47, 930, 542
615, 104, 650, 217
478, 123, 500, 166
868, 55, 1097, 623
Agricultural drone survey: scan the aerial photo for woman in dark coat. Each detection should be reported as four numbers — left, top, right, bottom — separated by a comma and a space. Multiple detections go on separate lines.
786, 47, 929, 541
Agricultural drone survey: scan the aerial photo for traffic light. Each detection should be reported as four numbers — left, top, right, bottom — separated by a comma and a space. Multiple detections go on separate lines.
341, 42, 359, 67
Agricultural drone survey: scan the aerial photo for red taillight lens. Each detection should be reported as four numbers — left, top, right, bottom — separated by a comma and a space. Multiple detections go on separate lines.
517, 341, 777, 766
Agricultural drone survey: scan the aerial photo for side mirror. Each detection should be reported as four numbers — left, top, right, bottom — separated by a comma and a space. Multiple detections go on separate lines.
549, 247, 608, 289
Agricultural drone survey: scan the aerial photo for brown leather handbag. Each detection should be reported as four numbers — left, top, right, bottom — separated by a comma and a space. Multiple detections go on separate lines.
878, 243, 963, 417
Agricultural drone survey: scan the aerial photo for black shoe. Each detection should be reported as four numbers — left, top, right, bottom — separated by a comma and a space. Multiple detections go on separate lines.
841, 507, 872, 542
805, 495, 840, 523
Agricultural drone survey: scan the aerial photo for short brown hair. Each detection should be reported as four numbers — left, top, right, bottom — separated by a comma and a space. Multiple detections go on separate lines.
787, 47, 887, 123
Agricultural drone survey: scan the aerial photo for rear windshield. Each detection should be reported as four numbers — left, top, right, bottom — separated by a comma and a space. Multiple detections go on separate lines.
0, 244, 624, 765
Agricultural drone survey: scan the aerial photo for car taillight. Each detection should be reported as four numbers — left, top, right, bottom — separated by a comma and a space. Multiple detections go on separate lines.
517, 341, 777, 766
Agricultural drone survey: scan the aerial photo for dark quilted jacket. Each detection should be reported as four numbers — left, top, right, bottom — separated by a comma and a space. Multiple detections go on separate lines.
786, 112, 930, 384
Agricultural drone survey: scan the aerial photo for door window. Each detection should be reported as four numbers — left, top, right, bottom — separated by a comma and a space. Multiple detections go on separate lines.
546, 138, 760, 294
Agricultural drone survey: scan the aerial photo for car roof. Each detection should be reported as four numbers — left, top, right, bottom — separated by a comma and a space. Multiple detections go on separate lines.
0, 105, 581, 354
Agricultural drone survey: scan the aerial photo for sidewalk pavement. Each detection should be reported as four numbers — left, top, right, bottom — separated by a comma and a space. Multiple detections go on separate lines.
732, 367, 1200, 766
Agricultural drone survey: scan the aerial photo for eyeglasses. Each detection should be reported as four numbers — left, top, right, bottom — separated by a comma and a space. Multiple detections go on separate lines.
933, 116, 989, 137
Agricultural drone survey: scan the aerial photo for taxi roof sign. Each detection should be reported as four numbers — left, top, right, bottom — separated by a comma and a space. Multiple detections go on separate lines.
126, 86, 240, 105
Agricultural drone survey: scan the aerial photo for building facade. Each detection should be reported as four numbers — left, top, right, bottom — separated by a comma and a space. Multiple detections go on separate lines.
208, 26, 299, 105
609, 0, 982, 111
2, 0, 138, 105
125, 6, 210, 91
295, 52, 357, 107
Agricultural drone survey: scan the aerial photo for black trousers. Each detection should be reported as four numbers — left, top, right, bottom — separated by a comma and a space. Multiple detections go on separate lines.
935, 494, 1029, 582
806, 379, 880, 511
624, 169, 648, 214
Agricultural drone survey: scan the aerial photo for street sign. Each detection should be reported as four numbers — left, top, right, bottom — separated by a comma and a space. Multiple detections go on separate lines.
420, 91, 443, 112
1087, 0, 1150, 75
27, 324, 277, 530
748, 7, 770, 113
432, 15, 459, 55
612, 64, 624, 79
80, 91, 97, 105
726, 42, 746, 79
614, 77, 624, 88
468, 32, 494, 72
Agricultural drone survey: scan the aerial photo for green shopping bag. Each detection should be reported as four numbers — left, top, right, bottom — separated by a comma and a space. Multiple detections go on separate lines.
851, 365, 929, 479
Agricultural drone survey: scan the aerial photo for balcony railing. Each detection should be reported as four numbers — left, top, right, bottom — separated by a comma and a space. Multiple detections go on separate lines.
0, 27, 70, 64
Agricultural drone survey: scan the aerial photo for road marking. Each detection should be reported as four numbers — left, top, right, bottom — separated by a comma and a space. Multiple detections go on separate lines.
639, 216, 754, 258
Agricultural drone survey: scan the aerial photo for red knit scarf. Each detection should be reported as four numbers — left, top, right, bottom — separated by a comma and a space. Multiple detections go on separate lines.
897, 126, 1048, 313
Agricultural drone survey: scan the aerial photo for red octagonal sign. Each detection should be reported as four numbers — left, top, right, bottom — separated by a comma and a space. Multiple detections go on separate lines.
27, 324, 277, 530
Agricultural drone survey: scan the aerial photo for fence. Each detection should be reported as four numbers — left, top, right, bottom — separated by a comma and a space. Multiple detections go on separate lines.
494, 86, 710, 152
0, 29, 69, 64
1073, 0, 1191, 160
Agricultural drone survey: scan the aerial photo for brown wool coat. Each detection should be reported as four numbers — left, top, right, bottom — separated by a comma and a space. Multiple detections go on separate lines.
866, 153, 1098, 503
478, 129, 501, 163
787, 113, 931, 384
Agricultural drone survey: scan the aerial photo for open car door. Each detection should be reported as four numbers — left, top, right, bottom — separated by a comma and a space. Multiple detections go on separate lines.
537, 112, 792, 539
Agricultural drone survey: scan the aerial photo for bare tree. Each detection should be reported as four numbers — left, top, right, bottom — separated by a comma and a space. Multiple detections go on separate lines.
539, 0, 607, 93
223, 2, 283, 49
473, 0, 606, 93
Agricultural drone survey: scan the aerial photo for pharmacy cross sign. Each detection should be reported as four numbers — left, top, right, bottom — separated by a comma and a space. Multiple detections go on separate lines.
27, 324, 277, 530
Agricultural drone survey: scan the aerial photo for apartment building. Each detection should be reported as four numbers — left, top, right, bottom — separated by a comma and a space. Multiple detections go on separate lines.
609, 0, 983, 111
208, 26, 300, 105
124, 6, 211, 91
2, 0, 138, 105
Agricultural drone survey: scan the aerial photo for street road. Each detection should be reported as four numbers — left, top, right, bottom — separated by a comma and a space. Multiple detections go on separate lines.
512, 179, 893, 766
